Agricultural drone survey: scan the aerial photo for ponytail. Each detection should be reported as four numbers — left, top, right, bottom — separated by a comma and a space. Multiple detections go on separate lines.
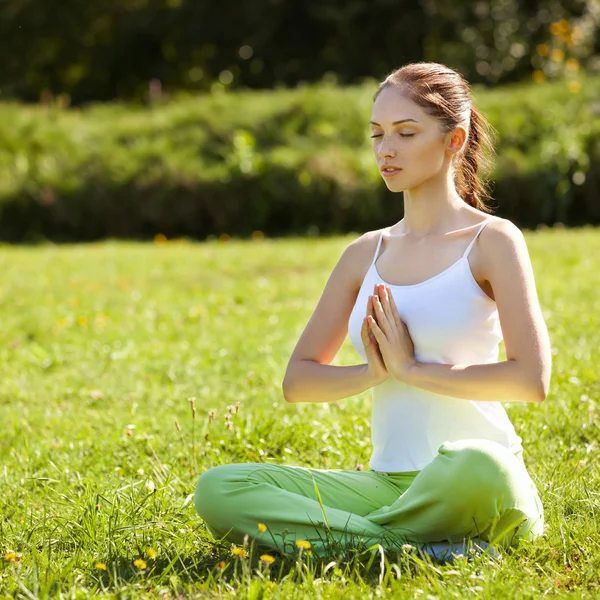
456, 107, 496, 212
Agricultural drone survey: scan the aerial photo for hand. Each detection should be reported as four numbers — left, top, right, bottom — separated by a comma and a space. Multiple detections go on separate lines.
367, 283, 418, 382
360, 292, 390, 386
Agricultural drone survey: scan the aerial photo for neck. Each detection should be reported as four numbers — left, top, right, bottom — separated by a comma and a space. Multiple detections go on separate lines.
396, 174, 466, 237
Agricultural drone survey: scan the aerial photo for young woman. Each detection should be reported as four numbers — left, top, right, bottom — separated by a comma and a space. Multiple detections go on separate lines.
194, 62, 552, 559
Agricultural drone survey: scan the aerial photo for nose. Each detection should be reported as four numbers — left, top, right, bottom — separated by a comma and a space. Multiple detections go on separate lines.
376, 136, 396, 159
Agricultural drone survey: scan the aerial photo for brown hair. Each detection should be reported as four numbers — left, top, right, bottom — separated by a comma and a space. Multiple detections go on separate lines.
374, 62, 497, 212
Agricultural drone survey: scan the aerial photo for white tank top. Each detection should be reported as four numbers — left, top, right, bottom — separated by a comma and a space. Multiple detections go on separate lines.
348, 220, 523, 472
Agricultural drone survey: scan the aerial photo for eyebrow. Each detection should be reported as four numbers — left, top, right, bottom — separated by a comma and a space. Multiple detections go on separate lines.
370, 119, 418, 126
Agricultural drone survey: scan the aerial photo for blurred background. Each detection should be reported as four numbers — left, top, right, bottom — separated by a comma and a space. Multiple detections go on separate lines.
0, 0, 599, 242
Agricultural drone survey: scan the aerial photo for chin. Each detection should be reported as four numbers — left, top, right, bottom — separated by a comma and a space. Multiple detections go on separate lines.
384, 171, 433, 194
383, 180, 408, 193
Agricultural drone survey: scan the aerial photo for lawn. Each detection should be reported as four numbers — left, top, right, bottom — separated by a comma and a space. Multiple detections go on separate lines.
0, 226, 599, 598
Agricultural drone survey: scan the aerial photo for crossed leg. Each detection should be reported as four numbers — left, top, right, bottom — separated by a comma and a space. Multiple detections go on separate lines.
194, 439, 544, 556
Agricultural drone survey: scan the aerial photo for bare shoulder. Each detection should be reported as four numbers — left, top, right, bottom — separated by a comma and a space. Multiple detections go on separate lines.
478, 216, 529, 258
475, 215, 536, 283
342, 228, 386, 289
481, 215, 524, 237
465, 215, 530, 288
347, 227, 385, 252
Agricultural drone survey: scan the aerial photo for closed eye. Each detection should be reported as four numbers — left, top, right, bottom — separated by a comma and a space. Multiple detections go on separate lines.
370, 133, 415, 138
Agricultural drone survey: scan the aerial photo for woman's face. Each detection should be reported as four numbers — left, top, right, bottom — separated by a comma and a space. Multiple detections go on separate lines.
370, 85, 461, 193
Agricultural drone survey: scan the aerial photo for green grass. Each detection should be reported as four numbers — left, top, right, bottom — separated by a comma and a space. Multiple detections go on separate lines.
0, 226, 599, 598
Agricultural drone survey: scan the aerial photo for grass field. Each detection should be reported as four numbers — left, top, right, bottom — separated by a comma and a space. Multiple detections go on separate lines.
0, 226, 599, 598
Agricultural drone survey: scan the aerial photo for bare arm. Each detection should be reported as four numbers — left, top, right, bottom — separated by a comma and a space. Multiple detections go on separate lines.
282, 234, 383, 404
402, 220, 552, 403
404, 361, 545, 403
284, 362, 379, 404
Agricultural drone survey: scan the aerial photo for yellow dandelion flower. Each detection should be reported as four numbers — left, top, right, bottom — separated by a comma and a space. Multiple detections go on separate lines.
133, 558, 147, 570
4, 551, 20, 563
257, 523, 267, 532
77, 316, 88, 326
146, 548, 157, 559
295, 540, 311, 550
536, 43, 549, 56
259, 554, 275, 564
568, 80, 581, 94
231, 546, 247, 558
154, 233, 167, 244
550, 49, 564, 62
219, 560, 226, 569
56, 319, 66, 328
95, 562, 107, 570
532, 70, 546, 83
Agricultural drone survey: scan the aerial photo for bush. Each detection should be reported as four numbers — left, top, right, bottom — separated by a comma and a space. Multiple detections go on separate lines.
0, 75, 598, 242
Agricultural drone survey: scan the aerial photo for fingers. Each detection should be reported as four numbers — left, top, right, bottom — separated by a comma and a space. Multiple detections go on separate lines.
367, 315, 384, 343
363, 296, 375, 341
363, 310, 376, 343
371, 295, 385, 324
366, 295, 376, 319
371, 293, 392, 338
361, 316, 378, 350
365, 290, 385, 343
365, 296, 378, 341
360, 316, 370, 343
367, 283, 403, 341
379, 286, 395, 325
387, 288, 402, 327
374, 284, 401, 328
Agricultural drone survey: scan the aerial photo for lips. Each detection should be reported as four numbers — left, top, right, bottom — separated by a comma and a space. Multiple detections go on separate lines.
380, 166, 402, 177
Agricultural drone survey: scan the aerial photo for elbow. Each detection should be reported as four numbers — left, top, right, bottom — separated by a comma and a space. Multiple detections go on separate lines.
531, 378, 550, 404
282, 386, 295, 403
536, 364, 552, 403
283, 359, 309, 403
533, 354, 553, 404
282, 373, 296, 403
519, 359, 550, 403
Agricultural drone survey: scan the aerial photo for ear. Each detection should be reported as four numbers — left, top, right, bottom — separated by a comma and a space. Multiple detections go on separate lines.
445, 125, 467, 156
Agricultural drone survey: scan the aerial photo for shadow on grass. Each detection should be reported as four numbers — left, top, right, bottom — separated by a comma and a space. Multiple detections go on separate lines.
94, 527, 501, 594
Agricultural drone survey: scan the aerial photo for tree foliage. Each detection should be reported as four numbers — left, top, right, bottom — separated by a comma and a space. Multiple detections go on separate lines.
2, 0, 598, 103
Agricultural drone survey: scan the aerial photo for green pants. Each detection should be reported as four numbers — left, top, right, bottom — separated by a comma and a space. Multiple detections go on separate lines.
194, 439, 544, 556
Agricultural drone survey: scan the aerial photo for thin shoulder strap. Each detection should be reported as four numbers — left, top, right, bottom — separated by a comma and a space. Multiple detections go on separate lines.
370, 228, 387, 267
463, 220, 492, 259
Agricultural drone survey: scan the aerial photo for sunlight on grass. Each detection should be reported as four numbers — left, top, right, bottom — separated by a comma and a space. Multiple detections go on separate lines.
0, 226, 599, 597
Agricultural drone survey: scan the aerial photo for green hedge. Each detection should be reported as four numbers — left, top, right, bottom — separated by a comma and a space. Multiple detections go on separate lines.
0, 75, 599, 242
